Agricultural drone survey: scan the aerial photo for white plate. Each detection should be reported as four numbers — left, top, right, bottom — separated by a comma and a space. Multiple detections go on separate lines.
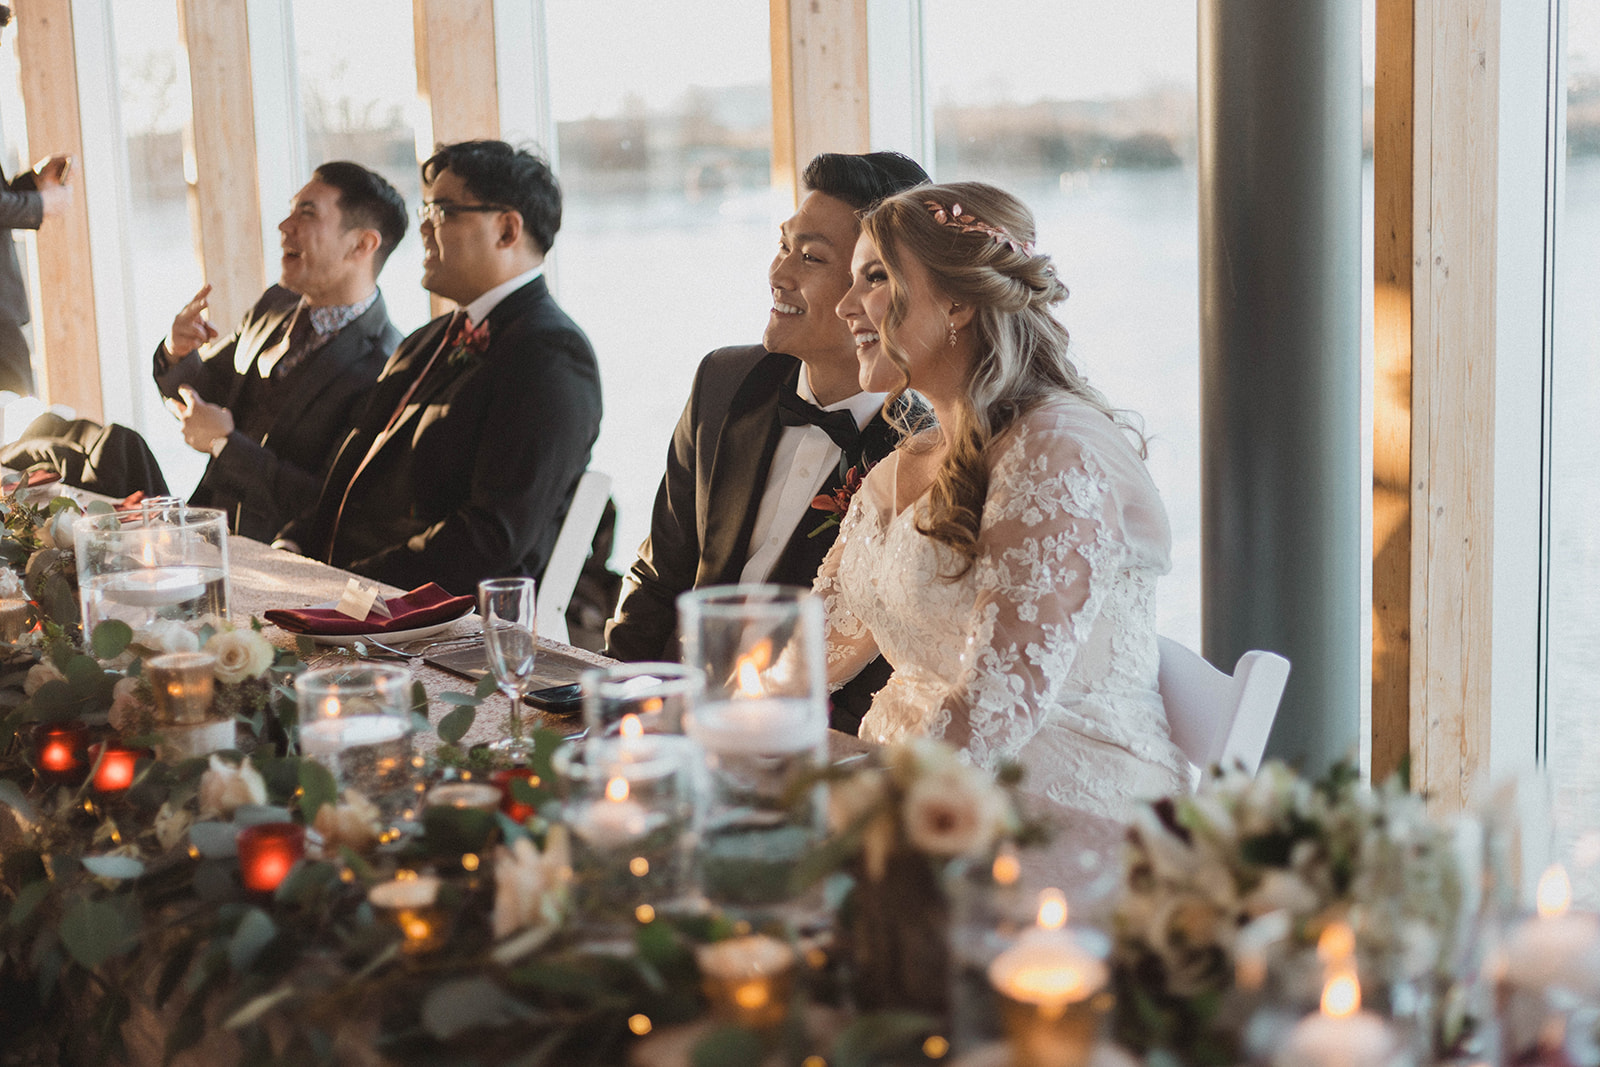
296, 604, 476, 647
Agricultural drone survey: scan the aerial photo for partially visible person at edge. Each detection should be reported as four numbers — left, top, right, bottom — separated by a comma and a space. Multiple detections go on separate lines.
153, 162, 406, 541
0, 5, 74, 396
604, 151, 930, 734
277, 140, 601, 597
821, 181, 1188, 820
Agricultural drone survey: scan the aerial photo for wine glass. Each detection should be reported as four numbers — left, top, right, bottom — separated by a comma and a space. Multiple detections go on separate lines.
477, 577, 538, 759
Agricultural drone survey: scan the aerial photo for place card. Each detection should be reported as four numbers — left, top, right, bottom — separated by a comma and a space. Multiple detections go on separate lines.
334, 578, 393, 622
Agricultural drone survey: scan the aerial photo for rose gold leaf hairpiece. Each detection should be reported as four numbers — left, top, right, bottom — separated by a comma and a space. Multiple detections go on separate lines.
923, 199, 1036, 257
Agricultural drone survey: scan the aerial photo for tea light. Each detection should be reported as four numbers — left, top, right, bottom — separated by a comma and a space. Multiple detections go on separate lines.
147, 651, 216, 725
101, 565, 207, 609
299, 714, 408, 758
236, 822, 306, 893
988, 889, 1109, 1067
1275, 969, 1399, 1067
34, 722, 89, 779
425, 783, 503, 811
1502, 865, 1600, 997
0, 598, 30, 642
369, 874, 447, 954
566, 776, 658, 850
89, 742, 140, 792
696, 934, 797, 1029
491, 767, 541, 822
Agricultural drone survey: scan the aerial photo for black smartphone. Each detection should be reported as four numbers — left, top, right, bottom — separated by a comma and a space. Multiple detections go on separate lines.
523, 682, 582, 715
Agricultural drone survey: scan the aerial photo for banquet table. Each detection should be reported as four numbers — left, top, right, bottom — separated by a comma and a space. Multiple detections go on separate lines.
22, 523, 1131, 1066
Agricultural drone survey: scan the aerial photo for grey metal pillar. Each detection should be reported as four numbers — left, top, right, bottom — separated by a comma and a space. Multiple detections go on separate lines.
1198, 0, 1363, 773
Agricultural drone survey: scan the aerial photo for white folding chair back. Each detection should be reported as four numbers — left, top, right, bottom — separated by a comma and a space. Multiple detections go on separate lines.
535, 470, 612, 645
1157, 635, 1291, 781
0, 394, 45, 445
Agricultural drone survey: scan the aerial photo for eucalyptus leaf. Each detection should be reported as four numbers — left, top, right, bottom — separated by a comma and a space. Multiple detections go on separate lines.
689, 1025, 766, 1067
228, 908, 277, 973
830, 1012, 938, 1067
411, 680, 430, 715
84, 499, 115, 516
295, 635, 317, 660
436, 704, 475, 745
0, 778, 36, 821
82, 854, 147, 881
233, 804, 293, 827
474, 673, 500, 700
420, 976, 533, 1041
7, 878, 51, 927
297, 759, 337, 820
223, 985, 295, 1029
89, 620, 134, 660
59, 897, 138, 969
437, 691, 482, 707
188, 822, 240, 859
64, 653, 106, 693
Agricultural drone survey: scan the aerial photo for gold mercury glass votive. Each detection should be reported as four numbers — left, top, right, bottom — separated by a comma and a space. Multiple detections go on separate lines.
696, 934, 797, 1030
147, 651, 217, 725
987, 889, 1111, 1067
369, 874, 448, 955
0, 598, 30, 642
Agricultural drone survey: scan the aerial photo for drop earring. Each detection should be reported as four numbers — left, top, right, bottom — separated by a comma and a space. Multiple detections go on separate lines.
947, 322, 957, 347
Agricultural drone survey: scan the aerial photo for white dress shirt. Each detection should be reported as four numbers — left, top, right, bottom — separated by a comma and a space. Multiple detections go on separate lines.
739, 366, 886, 584
462, 265, 545, 325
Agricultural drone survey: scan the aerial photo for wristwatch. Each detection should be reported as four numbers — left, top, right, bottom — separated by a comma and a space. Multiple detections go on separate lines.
208, 435, 229, 458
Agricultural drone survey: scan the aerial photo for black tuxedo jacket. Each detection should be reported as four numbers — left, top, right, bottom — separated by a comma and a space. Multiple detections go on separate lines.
153, 285, 399, 542
606, 344, 919, 733
0, 165, 43, 327
281, 276, 601, 596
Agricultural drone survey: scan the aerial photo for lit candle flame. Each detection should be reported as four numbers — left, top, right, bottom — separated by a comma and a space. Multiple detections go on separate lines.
140, 541, 157, 567
323, 695, 341, 718
1537, 864, 1572, 919
1321, 970, 1361, 1018
733, 641, 772, 697
1037, 887, 1068, 931
620, 714, 643, 740
606, 777, 630, 803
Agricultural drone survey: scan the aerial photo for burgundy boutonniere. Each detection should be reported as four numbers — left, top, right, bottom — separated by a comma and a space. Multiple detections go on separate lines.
445, 318, 491, 366
807, 461, 873, 538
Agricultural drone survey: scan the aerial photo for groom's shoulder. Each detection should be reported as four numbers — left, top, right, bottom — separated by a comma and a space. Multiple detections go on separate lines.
690, 344, 792, 413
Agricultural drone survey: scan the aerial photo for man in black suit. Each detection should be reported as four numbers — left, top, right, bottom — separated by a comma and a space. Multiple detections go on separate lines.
152, 161, 406, 541
278, 141, 601, 596
605, 151, 929, 734
0, 4, 72, 396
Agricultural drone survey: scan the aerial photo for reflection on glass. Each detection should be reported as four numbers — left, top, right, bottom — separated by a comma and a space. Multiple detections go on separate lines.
544, 0, 773, 570
1546, 0, 1600, 909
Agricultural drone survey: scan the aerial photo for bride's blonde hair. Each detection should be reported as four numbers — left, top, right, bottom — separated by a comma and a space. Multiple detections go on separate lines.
859, 181, 1144, 575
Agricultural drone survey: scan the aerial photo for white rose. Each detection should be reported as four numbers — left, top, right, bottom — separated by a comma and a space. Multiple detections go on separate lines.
312, 789, 382, 854
493, 826, 572, 940
108, 676, 151, 734
24, 660, 65, 696
198, 755, 267, 819
0, 567, 25, 599
206, 628, 275, 684
1243, 869, 1322, 919
39, 508, 80, 553
901, 764, 1006, 859
134, 620, 201, 655
154, 802, 194, 852
886, 736, 961, 788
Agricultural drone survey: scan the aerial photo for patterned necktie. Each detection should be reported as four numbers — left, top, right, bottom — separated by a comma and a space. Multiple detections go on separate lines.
271, 309, 317, 379
777, 383, 861, 455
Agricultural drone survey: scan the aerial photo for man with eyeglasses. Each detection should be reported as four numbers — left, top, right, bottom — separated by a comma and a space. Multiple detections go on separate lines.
278, 140, 601, 596
153, 161, 407, 541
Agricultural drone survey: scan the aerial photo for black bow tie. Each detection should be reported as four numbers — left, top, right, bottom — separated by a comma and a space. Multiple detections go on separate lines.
777, 385, 861, 454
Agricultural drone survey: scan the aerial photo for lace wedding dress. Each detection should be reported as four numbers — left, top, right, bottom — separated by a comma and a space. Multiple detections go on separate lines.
816, 395, 1189, 820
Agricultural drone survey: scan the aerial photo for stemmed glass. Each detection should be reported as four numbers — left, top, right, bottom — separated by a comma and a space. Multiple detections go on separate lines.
477, 577, 538, 759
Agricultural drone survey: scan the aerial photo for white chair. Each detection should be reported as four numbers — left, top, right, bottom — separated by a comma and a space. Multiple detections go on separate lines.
535, 470, 612, 645
1157, 635, 1291, 782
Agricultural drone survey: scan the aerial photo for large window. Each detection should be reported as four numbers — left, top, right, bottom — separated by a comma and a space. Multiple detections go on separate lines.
1545, 0, 1600, 909
543, 0, 774, 568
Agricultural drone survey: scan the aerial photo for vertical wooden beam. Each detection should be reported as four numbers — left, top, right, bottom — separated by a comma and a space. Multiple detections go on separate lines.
1371, 0, 1414, 783
178, 0, 266, 332
1409, 0, 1500, 811
13, 0, 102, 418
414, 0, 500, 148
770, 0, 870, 204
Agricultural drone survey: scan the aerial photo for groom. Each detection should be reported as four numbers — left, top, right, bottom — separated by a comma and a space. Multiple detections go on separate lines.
605, 151, 929, 733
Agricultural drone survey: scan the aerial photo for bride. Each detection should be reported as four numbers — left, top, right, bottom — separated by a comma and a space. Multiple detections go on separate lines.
818, 181, 1189, 820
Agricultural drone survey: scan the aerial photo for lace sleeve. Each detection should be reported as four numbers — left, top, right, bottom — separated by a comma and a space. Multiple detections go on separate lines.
813, 470, 887, 691
934, 408, 1165, 768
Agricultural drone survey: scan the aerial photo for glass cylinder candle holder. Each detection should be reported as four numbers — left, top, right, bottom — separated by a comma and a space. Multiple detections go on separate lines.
369, 874, 449, 955
237, 822, 305, 893
581, 662, 704, 739
74, 507, 229, 644
1497, 865, 1600, 1067
89, 742, 142, 792
696, 934, 798, 1030
987, 889, 1113, 1067
32, 721, 90, 781
296, 665, 416, 817
678, 585, 829, 911
554, 735, 696, 931
147, 650, 217, 725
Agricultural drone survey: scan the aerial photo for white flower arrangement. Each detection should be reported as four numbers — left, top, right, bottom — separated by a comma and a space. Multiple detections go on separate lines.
1111, 761, 1469, 1063
205, 625, 276, 684
492, 826, 572, 941
198, 754, 268, 819
312, 789, 383, 854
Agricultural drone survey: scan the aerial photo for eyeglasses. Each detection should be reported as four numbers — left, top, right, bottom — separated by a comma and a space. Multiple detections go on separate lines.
417, 200, 513, 227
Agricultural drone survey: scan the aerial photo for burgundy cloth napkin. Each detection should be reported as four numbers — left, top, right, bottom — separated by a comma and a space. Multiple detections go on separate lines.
2, 469, 61, 491
265, 583, 474, 636
115, 490, 147, 511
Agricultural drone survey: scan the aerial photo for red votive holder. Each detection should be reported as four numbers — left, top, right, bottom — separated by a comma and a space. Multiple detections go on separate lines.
89, 743, 142, 792
33, 722, 90, 780
237, 822, 306, 893
492, 767, 543, 823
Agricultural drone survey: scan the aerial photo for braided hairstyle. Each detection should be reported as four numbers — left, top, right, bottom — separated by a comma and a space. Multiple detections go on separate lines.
859, 181, 1144, 575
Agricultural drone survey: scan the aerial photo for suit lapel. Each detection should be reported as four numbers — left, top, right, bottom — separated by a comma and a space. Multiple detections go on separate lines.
700, 354, 795, 584
225, 301, 298, 408
261, 295, 388, 446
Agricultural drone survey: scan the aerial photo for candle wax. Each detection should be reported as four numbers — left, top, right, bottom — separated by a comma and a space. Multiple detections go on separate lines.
1503, 910, 1600, 997
989, 928, 1108, 1009
687, 698, 825, 755
568, 796, 659, 850
101, 566, 207, 608
1276, 1009, 1397, 1067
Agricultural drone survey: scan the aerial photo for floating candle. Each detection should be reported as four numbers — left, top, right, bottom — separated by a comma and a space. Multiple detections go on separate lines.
100, 565, 207, 609
1501, 865, 1600, 997
236, 822, 305, 893
696, 934, 796, 1029
425, 783, 503, 811
988, 889, 1109, 1067
369, 874, 447, 954
1274, 968, 1399, 1067
567, 776, 658, 850
299, 714, 409, 758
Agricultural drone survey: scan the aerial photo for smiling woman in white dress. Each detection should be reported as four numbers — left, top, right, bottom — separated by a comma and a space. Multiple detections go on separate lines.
819, 181, 1189, 820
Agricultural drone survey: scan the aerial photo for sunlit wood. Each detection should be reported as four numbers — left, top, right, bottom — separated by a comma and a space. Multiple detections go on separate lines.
770, 0, 870, 204
13, 0, 102, 418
